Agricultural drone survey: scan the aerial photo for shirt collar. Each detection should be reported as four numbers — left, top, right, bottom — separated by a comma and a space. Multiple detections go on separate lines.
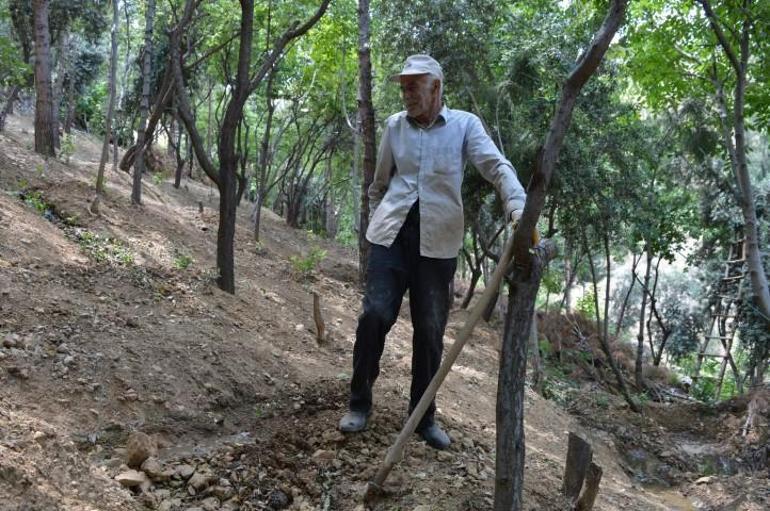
407, 105, 449, 129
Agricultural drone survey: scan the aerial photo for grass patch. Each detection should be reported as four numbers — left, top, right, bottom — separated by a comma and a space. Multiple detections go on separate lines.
74, 229, 134, 265
289, 246, 327, 281
173, 253, 193, 269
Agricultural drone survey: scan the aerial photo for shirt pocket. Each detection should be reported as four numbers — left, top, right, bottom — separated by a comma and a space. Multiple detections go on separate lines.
431, 143, 462, 176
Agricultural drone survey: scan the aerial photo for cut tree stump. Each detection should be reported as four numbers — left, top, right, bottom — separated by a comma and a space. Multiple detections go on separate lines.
576, 462, 603, 511
563, 432, 593, 504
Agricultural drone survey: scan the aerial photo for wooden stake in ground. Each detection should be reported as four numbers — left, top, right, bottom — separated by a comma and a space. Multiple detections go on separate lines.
312, 291, 325, 343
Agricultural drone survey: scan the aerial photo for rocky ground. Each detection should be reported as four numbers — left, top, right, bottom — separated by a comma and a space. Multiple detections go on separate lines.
0, 114, 768, 510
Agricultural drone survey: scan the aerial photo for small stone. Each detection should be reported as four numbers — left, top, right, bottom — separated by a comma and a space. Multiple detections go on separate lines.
695, 476, 715, 485
141, 457, 165, 480
126, 432, 157, 468
158, 499, 182, 511
63, 355, 75, 366
3, 334, 19, 348
33, 431, 48, 442
267, 488, 291, 509
413, 506, 432, 511
201, 497, 220, 511
6, 366, 30, 379
295, 324, 304, 331
188, 471, 213, 491
175, 464, 195, 480
311, 449, 335, 461
115, 469, 149, 488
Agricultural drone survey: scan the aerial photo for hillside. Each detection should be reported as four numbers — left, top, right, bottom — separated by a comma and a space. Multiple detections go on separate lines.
0, 114, 766, 511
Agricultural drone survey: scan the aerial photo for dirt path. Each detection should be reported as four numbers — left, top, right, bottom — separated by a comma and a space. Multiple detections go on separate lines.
1, 114, 766, 510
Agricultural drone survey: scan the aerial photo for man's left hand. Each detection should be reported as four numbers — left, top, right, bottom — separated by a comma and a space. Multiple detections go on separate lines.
510, 209, 540, 245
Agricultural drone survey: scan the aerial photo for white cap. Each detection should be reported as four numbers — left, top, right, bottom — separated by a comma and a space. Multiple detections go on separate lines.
389, 54, 444, 82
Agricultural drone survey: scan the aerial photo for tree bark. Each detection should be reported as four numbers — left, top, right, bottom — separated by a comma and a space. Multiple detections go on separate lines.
131, 0, 156, 205
95, 0, 120, 195
357, 0, 376, 286
494, 2, 629, 508
32, 0, 58, 157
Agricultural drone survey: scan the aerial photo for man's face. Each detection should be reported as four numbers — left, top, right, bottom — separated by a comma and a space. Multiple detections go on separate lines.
400, 74, 439, 119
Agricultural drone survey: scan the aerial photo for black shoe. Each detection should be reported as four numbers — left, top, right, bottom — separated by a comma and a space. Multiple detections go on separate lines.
339, 410, 369, 432
417, 423, 451, 450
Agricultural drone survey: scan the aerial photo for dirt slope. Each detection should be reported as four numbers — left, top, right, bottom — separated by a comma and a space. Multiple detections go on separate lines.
0, 114, 764, 511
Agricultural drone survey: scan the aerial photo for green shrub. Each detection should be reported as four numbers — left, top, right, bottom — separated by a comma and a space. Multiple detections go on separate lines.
289, 246, 327, 280
22, 190, 49, 214
173, 253, 193, 269
152, 173, 164, 185
576, 291, 597, 319
75, 229, 134, 265
59, 134, 75, 164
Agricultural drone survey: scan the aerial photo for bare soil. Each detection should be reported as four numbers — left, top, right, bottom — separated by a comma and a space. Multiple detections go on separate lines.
0, 114, 767, 510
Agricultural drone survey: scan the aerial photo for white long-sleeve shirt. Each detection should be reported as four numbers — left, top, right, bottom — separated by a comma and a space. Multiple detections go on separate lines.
366, 106, 527, 258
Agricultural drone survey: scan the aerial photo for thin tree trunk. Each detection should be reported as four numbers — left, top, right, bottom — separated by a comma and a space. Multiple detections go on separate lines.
583, 231, 640, 413
0, 85, 21, 132
52, 31, 67, 132
131, 0, 156, 205
95, 0, 120, 195
254, 71, 275, 242
357, 0, 376, 286
495, 2, 629, 509
32, 0, 58, 157
635, 248, 652, 388
324, 154, 337, 237
698, 0, 770, 323
171, 0, 330, 293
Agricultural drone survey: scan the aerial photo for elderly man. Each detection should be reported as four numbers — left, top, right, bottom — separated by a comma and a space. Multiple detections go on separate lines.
339, 54, 527, 449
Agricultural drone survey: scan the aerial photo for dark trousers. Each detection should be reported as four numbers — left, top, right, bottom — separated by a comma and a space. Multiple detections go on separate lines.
349, 202, 457, 430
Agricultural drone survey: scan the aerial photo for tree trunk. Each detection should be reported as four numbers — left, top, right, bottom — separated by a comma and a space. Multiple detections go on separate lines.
495, 2, 629, 508
635, 248, 652, 388
495, 261, 543, 511
95, 0, 120, 195
357, 0, 376, 286
32, 0, 58, 157
461, 269, 482, 309
698, 0, 770, 323
253, 69, 275, 242
529, 312, 544, 394
0, 85, 21, 132
324, 155, 337, 237
52, 31, 67, 133
131, 0, 156, 205
171, 0, 330, 293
